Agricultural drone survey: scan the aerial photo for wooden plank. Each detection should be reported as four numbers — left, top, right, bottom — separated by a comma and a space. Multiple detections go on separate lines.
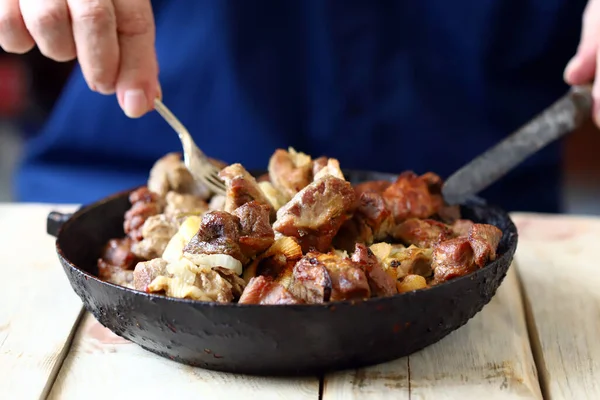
0, 204, 83, 399
48, 313, 320, 400
323, 266, 543, 400
513, 213, 600, 399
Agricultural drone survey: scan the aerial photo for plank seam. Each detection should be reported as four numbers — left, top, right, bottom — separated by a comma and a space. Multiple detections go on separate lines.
41, 306, 85, 400
514, 262, 550, 400
407, 356, 411, 400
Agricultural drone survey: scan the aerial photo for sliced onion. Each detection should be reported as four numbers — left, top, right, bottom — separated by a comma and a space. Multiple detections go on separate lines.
184, 253, 243, 275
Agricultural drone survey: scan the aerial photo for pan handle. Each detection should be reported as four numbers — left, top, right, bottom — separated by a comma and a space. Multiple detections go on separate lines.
47, 211, 73, 237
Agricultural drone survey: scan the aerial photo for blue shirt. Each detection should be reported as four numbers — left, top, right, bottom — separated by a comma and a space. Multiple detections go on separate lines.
15, 0, 587, 213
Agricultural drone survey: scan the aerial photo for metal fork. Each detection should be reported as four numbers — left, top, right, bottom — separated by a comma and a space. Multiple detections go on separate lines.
153, 98, 226, 196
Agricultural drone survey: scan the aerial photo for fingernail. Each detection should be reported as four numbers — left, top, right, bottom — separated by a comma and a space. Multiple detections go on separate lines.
564, 57, 579, 82
123, 89, 148, 118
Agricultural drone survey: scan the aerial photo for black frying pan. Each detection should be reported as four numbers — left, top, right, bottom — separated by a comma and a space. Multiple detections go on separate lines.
46, 170, 518, 376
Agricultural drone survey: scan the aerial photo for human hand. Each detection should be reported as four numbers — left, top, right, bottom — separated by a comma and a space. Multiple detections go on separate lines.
564, 0, 600, 124
0, 0, 159, 118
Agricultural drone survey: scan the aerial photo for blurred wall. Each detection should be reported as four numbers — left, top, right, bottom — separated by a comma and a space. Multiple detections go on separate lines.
563, 120, 600, 214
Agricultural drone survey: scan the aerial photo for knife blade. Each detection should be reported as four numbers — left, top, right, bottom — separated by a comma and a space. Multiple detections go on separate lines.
441, 85, 593, 205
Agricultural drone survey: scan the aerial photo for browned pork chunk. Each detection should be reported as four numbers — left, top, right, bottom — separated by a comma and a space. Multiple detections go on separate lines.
392, 218, 454, 248
124, 187, 165, 241
468, 224, 502, 266
333, 190, 393, 251
97, 237, 139, 287
184, 203, 275, 265
332, 217, 374, 253
147, 152, 222, 199
432, 223, 502, 283
355, 191, 395, 240
273, 175, 357, 253
183, 211, 245, 263
288, 252, 371, 303
382, 171, 446, 223
312, 156, 345, 181
451, 219, 475, 237
354, 180, 392, 197
131, 214, 179, 260
431, 237, 476, 283
268, 148, 313, 200
238, 276, 304, 305
164, 191, 208, 217
351, 244, 397, 297
218, 163, 273, 214
232, 201, 275, 259
213, 267, 247, 300
98, 237, 138, 270
133, 258, 169, 292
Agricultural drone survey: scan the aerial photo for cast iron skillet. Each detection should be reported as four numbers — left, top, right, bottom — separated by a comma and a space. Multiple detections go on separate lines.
47, 170, 518, 376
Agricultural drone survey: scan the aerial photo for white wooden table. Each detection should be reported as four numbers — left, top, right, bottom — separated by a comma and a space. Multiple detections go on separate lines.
1, 204, 598, 399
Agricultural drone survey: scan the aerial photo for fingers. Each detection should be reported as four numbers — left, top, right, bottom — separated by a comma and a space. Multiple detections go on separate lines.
19, 0, 75, 61
564, 0, 600, 125
113, 0, 158, 118
67, 0, 119, 94
0, 0, 34, 53
564, 0, 600, 85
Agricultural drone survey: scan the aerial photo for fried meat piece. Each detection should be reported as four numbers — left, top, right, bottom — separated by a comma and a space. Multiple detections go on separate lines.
124, 187, 165, 241
183, 211, 245, 263
312, 156, 345, 181
431, 237, 476, 283
97, 237, 139, 287
164, 191, 208, 217
232, 201, 275, 260
183, 203, 275, 265
218, 163, 273, 214
333, 191, 393, 251
351, 243, 397, 296
312, 156, 328, 177
468, 224, 502, 267
437, 204, 461, 224
131, 214, 179, 260
354, 180, 392, 197
288, 252, 371, 303
213, 267, 247, 299
451, 219, 475, 237
238, 276, 304, 305
273, 175, 357, 253
432, 223, 502, 283
392, 218, 454, 248
147, 152, 212, 199
356, 191, 394, 240
133, 258, 169, 292
268, 148, 313, 201
98, 237, 138, 271
333, 217, 374, 253
382, 171, 445, 223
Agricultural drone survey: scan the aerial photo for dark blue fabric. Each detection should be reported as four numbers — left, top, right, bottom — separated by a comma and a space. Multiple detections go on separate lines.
15, 0, 587, 212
